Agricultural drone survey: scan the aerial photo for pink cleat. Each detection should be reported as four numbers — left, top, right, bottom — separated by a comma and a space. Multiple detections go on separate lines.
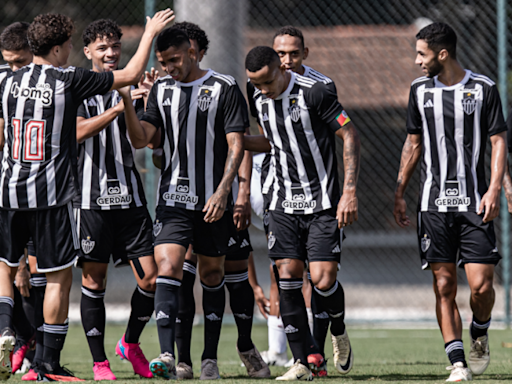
21, 368, 37, 381
93, 360, 117, 381
12, 336, 35, 374
115, 335, 152, 378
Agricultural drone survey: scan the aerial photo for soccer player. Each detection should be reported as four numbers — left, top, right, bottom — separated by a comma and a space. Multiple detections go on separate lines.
0, 22, 33, 71
244, 46, 360, 380
75, 19, 160, 380
0, 10, 174, 381
393, 22, 507, 382
123, 28, 247, 380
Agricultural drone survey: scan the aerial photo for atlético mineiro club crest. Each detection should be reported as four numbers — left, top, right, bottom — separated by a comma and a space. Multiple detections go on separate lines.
421, 234, 431, 253
462, 92, 476, 115
81, 236, 95, 254
288, 98, 300, 123
198, 86, 214, 112
153, 220, 162, 237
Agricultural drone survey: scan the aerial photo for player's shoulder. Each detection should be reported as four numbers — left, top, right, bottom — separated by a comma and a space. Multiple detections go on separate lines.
210, 71, 237, 87
0, 64, 11, 74
410, 76, 431, 88
303, 65, 333, 85
467, 71, 495, 88
153, 74, 175, 87
295, 72, 316, 89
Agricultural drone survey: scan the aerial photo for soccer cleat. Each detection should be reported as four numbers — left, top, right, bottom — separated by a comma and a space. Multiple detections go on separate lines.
237, 346, 271, 378
0, 329, 16, 381
446, 362, 472, 382
332, 330, 353, 374
307, 353, 327, 377
176, 362, 193, 380
12, 336, 35, 374
21, 369, 37, 381
275, 360, 313, 381
115, 335, 152, 378
199, 359, 220, 380
261, 350, 289, 367
36, 364, 85, 382
468, 335, 490, 375
92, 360, 116, 381
149, 352, 176, 380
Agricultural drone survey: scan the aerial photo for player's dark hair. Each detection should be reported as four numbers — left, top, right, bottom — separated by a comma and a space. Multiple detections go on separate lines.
28, 13, 74, 57
155, 28, 190, 53
245, 46, 280, 72
0, 22, 30, 52
273, 25, 305, 49
82, 19, 123, 47
173, 21, 209, 54
416, 22, 457, 59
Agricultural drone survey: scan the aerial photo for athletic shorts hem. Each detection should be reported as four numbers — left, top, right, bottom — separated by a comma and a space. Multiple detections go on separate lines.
192, 248, 226, 258
154, 239, 189, 249
126, 250, 155, 260
37, 255, 78, 273
0, 256, 24, 267
225, 249, 251, 261
269, 254, 305, 261
422, 257, 501, 270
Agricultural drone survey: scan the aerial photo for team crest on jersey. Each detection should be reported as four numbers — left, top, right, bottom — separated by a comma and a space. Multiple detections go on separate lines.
421, 234, 431, 253
263, 211, 270, 227
11, 82, 53, 107
153, 220, 162, 237
462, 92, 477, 115
81, 236, 95, 254
288, 98, 301, 123
268, 232, 276, 249
198, 86, 214, 112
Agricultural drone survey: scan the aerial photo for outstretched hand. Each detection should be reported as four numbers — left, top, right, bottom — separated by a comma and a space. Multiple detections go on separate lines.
145, 8, 175, 36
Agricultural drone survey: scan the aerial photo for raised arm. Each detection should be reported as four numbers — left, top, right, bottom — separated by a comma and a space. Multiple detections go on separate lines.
111, 9, 174, 90
203, 131, 245, 223
393, 133, 422, 227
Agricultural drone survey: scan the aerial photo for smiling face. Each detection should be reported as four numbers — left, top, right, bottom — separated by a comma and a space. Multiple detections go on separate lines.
84, 36, 121, 72
247, 60, 288, 100
1, 49, 32, 71
273, 34, 308, 74
156, 42, 195, 82
415, 39, 443, 78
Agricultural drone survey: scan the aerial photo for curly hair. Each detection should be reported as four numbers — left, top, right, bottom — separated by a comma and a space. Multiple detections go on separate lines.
82, 19, 123, 47
27, 13, 74, 57
172, 21, 209, 54
0, 22, 30, 52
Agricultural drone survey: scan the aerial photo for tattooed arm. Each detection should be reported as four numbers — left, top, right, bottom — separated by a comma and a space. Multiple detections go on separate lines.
203, 131, 245, 223
335, 121, 361, 228
503, 160, 512, 214
393, 133, 422, 227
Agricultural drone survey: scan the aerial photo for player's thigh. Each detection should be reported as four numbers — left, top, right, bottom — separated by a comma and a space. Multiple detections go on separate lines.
155, 243, 188, 279
465, 263, 495, 296
81, 261, 109, 290
185, 244, 197, 263
417, 212, 459, 269
192, 210, 238, 257
0, 209, 31, 270
267, 210, 305, 261
458, 212, 501, 268
306, 209, 341, 263
130, 256, 158, 291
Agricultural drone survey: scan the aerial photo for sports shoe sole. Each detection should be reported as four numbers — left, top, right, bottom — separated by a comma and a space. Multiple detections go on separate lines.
150, 361, 172, 379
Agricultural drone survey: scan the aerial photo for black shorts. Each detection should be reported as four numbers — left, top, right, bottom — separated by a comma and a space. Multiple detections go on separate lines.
0, 202, 79, 272
26, 240, 35, 257
154, 206, 239, 257
226, 228, 253, 261
76, 207, 154, 267
417, 211, 501, 269
267, 208, 341, 263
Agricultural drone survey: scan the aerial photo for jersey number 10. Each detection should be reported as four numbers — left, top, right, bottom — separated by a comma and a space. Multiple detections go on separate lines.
11, 118, 46, 162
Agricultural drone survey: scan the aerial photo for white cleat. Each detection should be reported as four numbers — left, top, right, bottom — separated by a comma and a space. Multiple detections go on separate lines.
332, 330, 353, 374
261, 350, 289, 367
276, 360, 313, 381
238, 346, 270, 378
468, 335, 490, 375
149, 352, 177, 380
284, 358, 294, 368
446, 362, 472, 381
0, 332, 16, 381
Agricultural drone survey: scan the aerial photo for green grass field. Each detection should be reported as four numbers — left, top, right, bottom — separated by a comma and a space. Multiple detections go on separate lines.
11, 325, 512, 383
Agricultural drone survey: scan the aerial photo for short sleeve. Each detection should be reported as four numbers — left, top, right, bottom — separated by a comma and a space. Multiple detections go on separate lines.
134, 98, 145, 120
221, 82, 248, 134
484, 84, 506, 136
71, 67, 113, 102
77, 100, 88, 118
308, 82, 344, 132
140, 82, 164, 129
246, 80, 258, 118
406, 85, 422, 134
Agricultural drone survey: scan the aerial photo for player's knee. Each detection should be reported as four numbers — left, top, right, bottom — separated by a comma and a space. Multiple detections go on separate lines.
313, 276, 336, 291
200, 269, 224, 287
138, 271, 157, 292
470, 280, 494, 301
433, 275, 456, 299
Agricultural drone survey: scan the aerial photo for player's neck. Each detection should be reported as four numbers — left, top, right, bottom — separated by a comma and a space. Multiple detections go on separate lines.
436, 61, 466, 87
297, 65, 305, 76
33, 55, 60, 67
181, 66, 208, 83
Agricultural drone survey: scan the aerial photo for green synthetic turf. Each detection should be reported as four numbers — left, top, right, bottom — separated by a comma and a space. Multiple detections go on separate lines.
11, 324, 512, 383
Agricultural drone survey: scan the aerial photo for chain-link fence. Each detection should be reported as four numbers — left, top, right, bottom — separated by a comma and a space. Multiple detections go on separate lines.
1, 0, 511, 325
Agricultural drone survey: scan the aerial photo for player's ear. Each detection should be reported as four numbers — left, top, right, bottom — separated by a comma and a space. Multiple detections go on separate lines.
438, 48, 448, 62
303, 47, 309, 60
83, 46, 92, 60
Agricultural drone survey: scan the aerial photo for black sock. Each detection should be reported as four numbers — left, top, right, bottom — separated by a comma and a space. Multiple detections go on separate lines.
225, 270, 254, 353
13, 286, 34, 342
21, 287, 37, 328
470, 316, 491, 339
313, 280, 346, 336
201, 279, 225, 360
125, 286, 154, 344
155, 276, 181, 356
43, 323, 68, 370
279, 278, 309, 365
176, 261, 196, 366
0, 296, 14, 332
445, 339, 467, 367
310, 286, 330, 356
80, 286, 106, 362
30, 275, 46, 365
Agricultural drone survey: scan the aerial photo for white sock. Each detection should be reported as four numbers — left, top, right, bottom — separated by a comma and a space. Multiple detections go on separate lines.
268, 315, 287, 354
306, 307, 314, 334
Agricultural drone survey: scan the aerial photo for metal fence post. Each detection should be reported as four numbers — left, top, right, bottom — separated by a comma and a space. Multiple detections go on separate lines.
497, 0, 510, 329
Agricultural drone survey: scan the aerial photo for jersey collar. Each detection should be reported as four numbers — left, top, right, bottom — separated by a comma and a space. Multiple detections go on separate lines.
175, 68, 213, 87
433, 69, 471, 90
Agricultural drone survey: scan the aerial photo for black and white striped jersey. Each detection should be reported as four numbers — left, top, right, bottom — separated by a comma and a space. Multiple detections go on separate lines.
74, 90, 146, 210
141, 69, 248, 211
250, 71, 345, 215
407, 70, 506, 213
0, 64, 11, 82
0, 63, 113, 210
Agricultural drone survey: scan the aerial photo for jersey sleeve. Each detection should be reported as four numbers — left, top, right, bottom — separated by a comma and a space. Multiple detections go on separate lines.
71, 68, 113, 102
140, 82, 163, 129
484, 84, 507, 136
222, 82, 248, 134
246, 80, 258, 118
134, 97, 146, 120
76, 100, 88, 118
406, 85, 422, 134
309, 82, 348, 133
